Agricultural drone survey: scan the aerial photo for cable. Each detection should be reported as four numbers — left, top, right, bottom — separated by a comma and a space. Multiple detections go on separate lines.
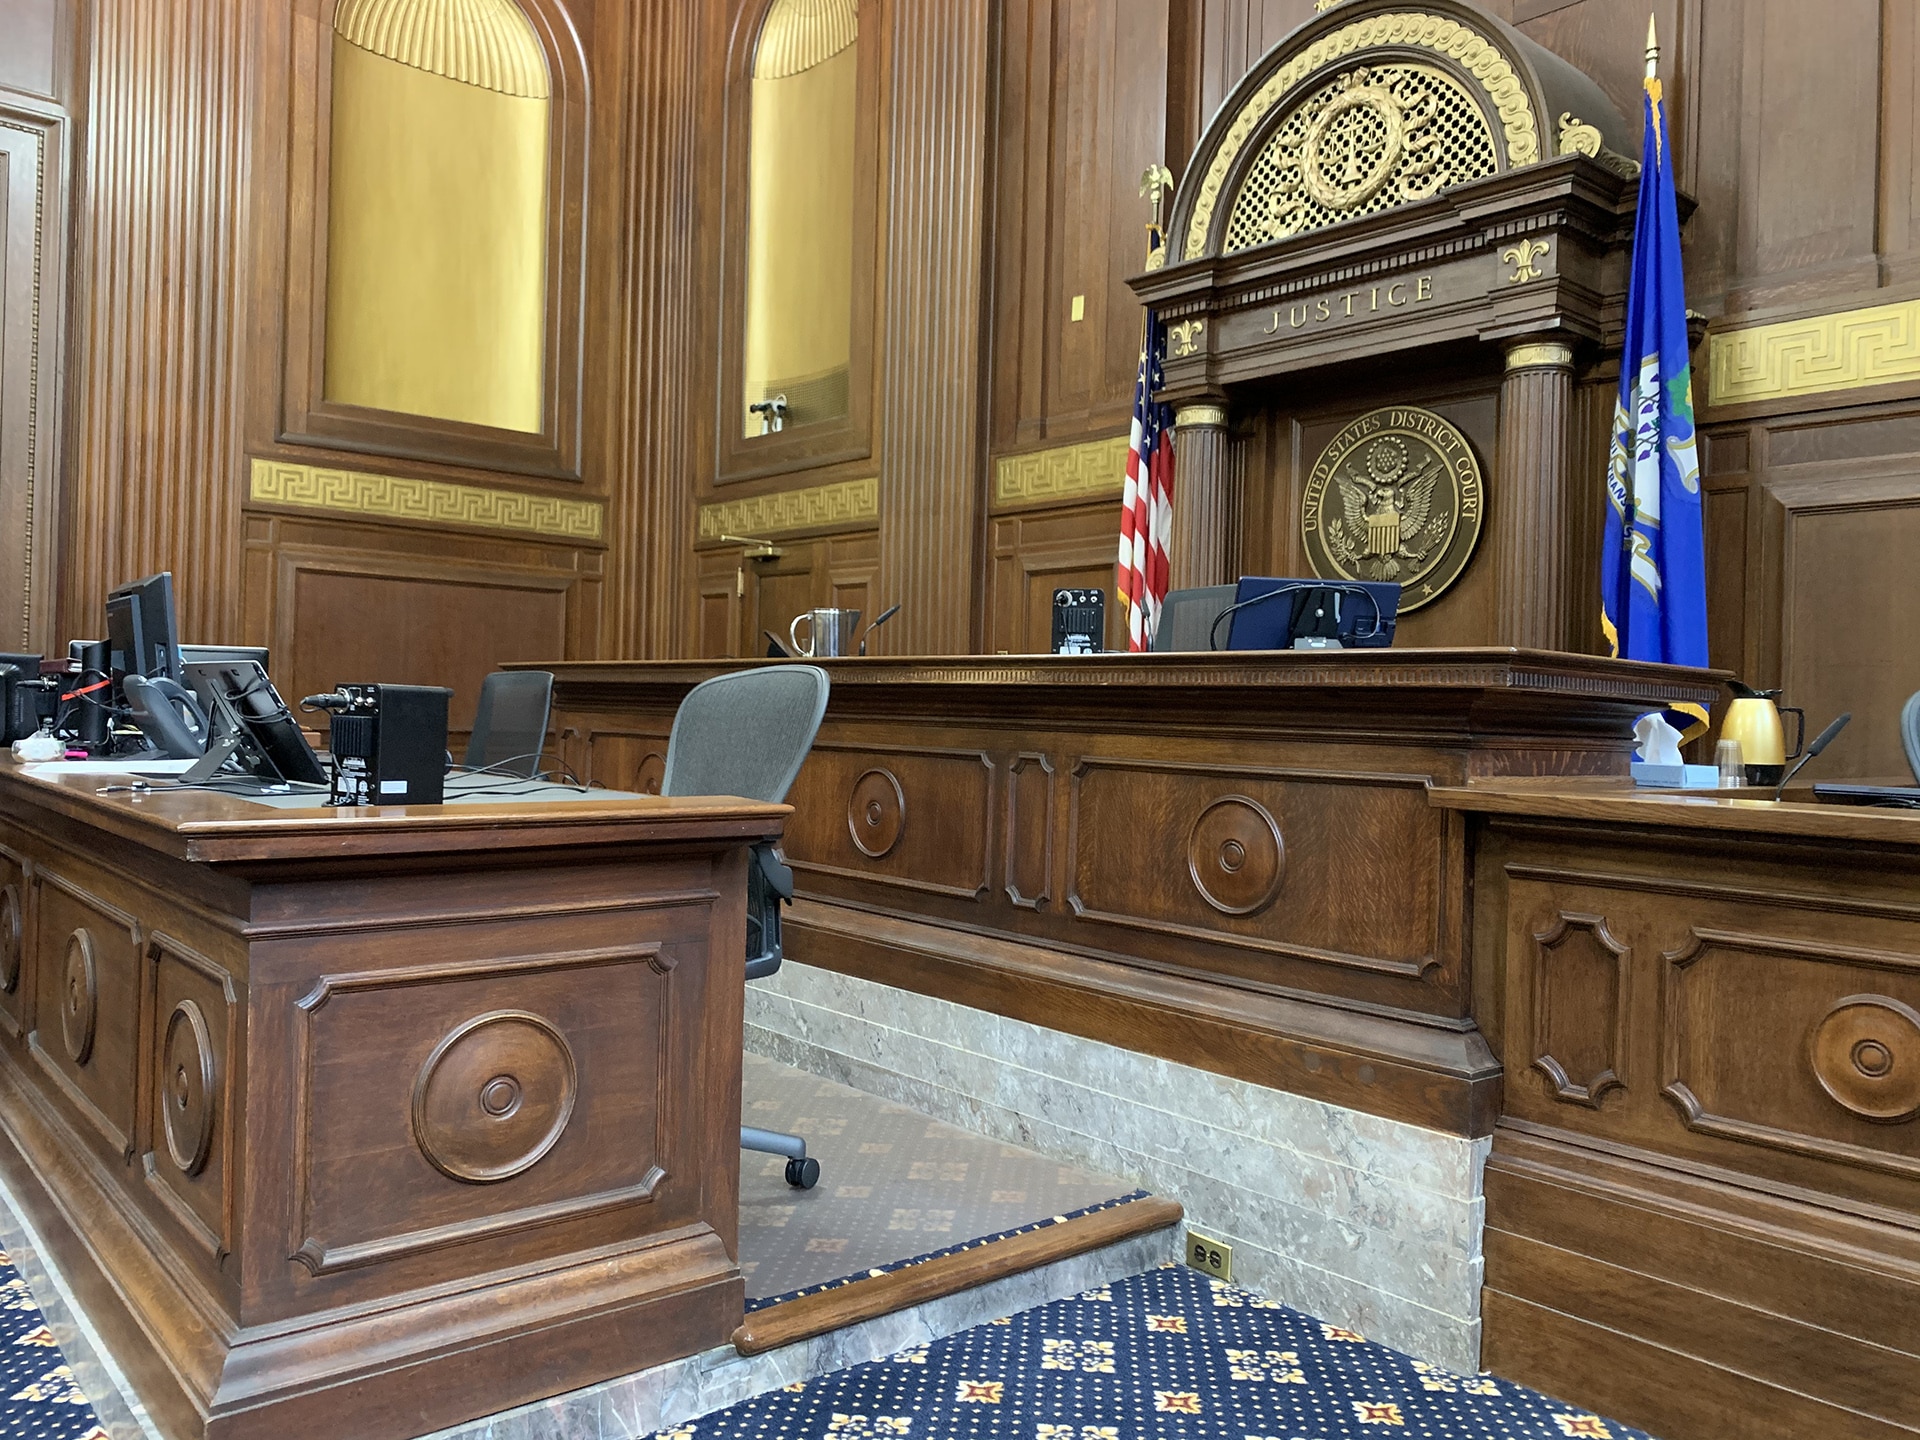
1206, 583, 1387, 652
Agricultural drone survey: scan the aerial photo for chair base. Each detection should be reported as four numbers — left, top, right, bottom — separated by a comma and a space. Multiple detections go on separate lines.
742, 1126, 819, 1189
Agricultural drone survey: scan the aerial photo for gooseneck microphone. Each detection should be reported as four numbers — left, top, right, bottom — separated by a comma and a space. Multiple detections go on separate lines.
1774, 712, 1851, 801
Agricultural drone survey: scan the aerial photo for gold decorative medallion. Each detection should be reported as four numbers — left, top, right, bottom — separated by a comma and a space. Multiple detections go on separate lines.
1301, 407, 1484, 610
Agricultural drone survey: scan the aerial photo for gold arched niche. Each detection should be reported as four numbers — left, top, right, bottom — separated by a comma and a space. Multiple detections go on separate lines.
324, 0, 551, 433
742, 0, 859, 438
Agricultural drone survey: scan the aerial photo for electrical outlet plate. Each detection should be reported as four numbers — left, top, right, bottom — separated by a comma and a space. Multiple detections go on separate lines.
1185, 1229, 1232, 1283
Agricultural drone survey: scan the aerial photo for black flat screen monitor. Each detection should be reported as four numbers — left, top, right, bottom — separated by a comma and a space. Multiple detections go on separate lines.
182, 660, 327, 787
1221, 577, 1401, 651
106, 573, 183, 686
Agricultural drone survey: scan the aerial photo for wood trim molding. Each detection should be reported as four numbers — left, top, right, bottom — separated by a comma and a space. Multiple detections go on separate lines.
1707, 298, 1920, 407
248, 457, 605, 541
729, 1195, 1183, 1355
992, 436, 1129, 508
695, 476, 879, 542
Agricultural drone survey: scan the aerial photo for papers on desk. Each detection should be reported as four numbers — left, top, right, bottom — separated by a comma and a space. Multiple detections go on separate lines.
20, 758, 200, 777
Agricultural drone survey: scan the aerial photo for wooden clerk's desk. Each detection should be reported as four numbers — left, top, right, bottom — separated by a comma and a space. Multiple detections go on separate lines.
536, 651, 1919, 1440
0, 762, 786, 1440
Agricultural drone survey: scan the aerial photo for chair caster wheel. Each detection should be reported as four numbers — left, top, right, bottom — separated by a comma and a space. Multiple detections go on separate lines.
785, 1156, 820, 1189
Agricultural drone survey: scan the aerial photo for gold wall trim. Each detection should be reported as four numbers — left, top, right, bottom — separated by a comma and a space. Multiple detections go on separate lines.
697, 476, 879, 541
249, 458, 603, 540
1185, 12, 1539, 259
333, 0, 551, 98
1707, 299, 1920, 406
993, 437, 1131, 507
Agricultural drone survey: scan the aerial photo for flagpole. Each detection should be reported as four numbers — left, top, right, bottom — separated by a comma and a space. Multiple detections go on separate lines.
1646, 13, 1658, 80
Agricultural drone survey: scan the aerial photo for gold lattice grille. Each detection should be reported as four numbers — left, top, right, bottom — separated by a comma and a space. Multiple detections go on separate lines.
1223, 62, 1499, 253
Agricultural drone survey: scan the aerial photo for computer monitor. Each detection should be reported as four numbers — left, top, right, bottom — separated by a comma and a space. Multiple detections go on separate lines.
1219, 577, 1401, 651
105, 573, 182, 687
179, 644, 270, 672
182, 660, 327, 787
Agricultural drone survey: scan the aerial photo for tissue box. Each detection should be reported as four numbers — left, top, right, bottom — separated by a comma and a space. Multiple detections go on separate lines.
1630, 761, 1721, 789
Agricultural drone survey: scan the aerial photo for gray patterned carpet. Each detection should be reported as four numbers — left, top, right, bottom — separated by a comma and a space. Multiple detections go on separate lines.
740, 1052, 1138, 1303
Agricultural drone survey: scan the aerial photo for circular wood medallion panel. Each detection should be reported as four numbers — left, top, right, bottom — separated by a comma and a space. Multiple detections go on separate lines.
1187, 796, 1285, 916
1809, 994, 1920, 1122
0, 884, 20, 993
847, 768, 906, 858
163, 999, 216, 1175
61, 929, 98, 1065
412, 1009, 577, 1183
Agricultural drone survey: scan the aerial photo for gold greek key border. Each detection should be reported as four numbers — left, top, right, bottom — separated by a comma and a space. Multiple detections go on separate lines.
1185, 11, 1539, 259
248, 458, 604, 541
993, 437, 1130, 507
697, 476, 879, 541
1706, 299, 1920, 406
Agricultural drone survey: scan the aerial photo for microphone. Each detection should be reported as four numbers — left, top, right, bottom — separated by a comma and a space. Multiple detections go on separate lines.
1774, 712, 1851, 801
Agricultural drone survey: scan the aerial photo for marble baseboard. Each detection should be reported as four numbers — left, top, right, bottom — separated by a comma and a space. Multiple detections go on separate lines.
0, 1172, 166, 1440
420, 1228, 1177, 1440
745, 962, 1488, 1374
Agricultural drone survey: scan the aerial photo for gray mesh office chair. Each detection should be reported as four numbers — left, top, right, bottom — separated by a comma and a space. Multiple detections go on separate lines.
1151, 585, 1239, 652
1904, 689, 1920, 783
661, 664, 830, 1188
465, 670, 554, 777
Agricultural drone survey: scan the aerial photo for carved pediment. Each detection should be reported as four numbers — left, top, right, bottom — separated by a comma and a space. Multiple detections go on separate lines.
1173, 1, 1635, 263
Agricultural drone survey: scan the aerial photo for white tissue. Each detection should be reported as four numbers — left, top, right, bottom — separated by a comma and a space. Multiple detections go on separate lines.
12, 730, 63, 762
1633, 713, 1684, 766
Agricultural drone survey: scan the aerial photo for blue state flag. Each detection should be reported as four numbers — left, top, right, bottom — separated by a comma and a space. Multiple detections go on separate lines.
1601, 59, 1710, 739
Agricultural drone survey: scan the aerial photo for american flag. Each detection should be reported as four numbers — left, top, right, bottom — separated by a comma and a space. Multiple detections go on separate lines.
1117, 280, 1175, 651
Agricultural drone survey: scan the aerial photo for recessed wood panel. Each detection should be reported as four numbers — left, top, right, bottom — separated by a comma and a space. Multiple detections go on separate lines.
31, 871, 140, 1158
0, 842, 29, 1039
987, 505, 1125, 654
273, 551, 572, 737
1664, 929, 1920, 1197
1525, 912, 1628, 1108
144, 933, 237, 1259
1779, 473, 1920, 780
292, 945, 674, 1276
1067, 759, 1446, 982
784, 743, 994, 900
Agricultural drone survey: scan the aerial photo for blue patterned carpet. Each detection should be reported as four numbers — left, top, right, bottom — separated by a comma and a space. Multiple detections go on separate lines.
662, 1264, 1654, 1440
0, 1250, 106, 1440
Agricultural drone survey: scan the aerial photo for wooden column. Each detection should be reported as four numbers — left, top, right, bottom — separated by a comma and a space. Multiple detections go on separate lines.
875, 0, 992, 656
1493, 340, 1576, 650
1170, 403, 1237, 588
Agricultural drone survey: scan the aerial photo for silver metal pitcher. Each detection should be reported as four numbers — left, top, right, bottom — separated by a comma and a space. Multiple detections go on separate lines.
789, 607, 862, 658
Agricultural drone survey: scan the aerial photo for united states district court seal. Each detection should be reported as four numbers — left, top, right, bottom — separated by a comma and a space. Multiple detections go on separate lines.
1300, 406, 1484, 611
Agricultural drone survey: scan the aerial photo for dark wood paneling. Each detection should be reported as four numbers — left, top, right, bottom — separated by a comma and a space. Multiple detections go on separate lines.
989, 0, 1175, 453
875, 0, 993, 655
0, 761, 783, 1440
542, 652, 1722, 1135
60, 0, 251, 646
1461, 797, 1920, 1436
243, 511, 601, 744
986, 503, 1125, 654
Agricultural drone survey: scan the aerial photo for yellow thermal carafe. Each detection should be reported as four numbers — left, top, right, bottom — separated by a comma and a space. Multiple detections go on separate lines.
1723, 696, 1787, 766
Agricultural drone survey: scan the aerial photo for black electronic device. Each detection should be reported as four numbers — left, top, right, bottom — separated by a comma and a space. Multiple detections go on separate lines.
0, 654, 53, 743
1813, 782, 1920, 808
105, 572, 183, 690
69, 640, 112, 748
1051, 588, 1106, 654
122, 675, 209, 759
300, 683, 452, 806
181, 661, 328, 787
1216, 577, 1401, 651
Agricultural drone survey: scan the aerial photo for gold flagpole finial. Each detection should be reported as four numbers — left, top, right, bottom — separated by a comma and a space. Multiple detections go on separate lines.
1645, 13, 1659, 81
